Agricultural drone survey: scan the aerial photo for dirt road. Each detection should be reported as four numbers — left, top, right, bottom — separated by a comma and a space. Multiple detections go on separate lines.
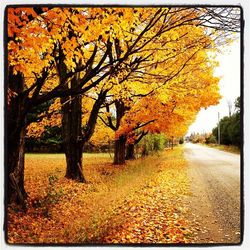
184, 143, 241, 244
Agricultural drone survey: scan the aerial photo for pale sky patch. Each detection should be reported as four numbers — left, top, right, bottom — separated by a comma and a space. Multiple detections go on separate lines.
187, 38, 240, 135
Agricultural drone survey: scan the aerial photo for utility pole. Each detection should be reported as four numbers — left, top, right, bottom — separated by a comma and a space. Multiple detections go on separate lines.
218, 112, 220, 145
227, 99, 232, 117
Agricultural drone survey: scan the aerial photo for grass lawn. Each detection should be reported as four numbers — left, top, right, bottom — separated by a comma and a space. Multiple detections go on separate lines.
203, 143, 240, 154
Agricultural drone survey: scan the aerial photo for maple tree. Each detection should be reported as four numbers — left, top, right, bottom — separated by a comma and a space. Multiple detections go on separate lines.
54, 7, 240, 167
98, 24, 221, 164
125, 58, 221, 158
6, 6, 240, 206
7, 7, 137, 204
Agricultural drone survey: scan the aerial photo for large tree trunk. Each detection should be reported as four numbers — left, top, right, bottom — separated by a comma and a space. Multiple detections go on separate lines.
114, 135, 127, 165
7, 123, 27, 206
61, 79, 108, 182
61, 88, 85, 182
7, 70, 27, 207
125, 132, 147, 160
125, 143, 135, 160
113, 101, 127, 165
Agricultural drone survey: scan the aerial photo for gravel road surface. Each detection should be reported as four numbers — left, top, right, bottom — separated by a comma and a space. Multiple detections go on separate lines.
184, 143, 241, 244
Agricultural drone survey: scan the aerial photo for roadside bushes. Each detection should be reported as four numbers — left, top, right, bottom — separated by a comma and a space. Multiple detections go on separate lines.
138, 134, 174, 156
205, 134, 217, 144
189, 133, 206, 144
138, 134, 164, 156
179, 138, 184, 144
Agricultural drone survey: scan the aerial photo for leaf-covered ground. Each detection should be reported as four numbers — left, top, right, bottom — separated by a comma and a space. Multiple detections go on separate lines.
7, 148, 197, 244
97, 155, 193, 244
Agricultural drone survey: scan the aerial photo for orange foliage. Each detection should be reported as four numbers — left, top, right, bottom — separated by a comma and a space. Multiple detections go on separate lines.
8, 148, 197, 244
8, 7, 222, 144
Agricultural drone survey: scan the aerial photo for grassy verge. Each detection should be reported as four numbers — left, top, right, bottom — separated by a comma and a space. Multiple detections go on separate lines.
8, 148, 188, 244
202, 143, 240, 154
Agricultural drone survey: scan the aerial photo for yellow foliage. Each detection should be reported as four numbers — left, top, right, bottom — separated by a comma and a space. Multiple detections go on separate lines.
10, 7, 222, 144
90, 118, 114, 146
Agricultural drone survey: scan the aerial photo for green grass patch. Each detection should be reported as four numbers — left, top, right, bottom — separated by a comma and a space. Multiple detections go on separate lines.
203, 143, 240, 154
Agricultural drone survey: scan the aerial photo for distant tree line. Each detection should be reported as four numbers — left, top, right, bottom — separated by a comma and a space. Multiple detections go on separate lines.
25, 125, 113, 153
212, 97, 240, 147
25, 128, 178, 155
188, 132, 216, 144
188, 97, 240, 147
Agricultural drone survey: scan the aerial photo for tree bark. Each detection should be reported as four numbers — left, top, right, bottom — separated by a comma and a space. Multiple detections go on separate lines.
113, 101, 127, 165
125, 131, 147, 160
114, 135, 127, 164
61, 80, 108, 182
7, 70, 27, 207
61, 93, 85, 182
125, 143, 135, 160
61, 100, 84, 181
82, 90, 108, 144
7, 123, 27, 206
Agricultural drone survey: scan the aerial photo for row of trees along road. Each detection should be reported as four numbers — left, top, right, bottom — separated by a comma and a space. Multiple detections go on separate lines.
188, 97, 240, 146
212, 97, 241, 147
7, 7, 240, 208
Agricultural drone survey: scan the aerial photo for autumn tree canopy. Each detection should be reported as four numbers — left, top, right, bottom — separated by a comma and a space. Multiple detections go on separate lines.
6, 6, 241, 205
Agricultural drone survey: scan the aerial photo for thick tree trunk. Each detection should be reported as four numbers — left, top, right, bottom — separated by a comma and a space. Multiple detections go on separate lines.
61, 78, 108, 182
7, 124, 27, 206
61, 91, 85, 182
64, 143, 84, 181
125, 143, 135, 160
7, 70, 27, 207
61, 74, 85, 182
113, 101, 127, 165
114, 135, 127, 165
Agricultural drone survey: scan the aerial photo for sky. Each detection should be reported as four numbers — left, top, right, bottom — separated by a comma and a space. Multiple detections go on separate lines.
187, 37, 241, 136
